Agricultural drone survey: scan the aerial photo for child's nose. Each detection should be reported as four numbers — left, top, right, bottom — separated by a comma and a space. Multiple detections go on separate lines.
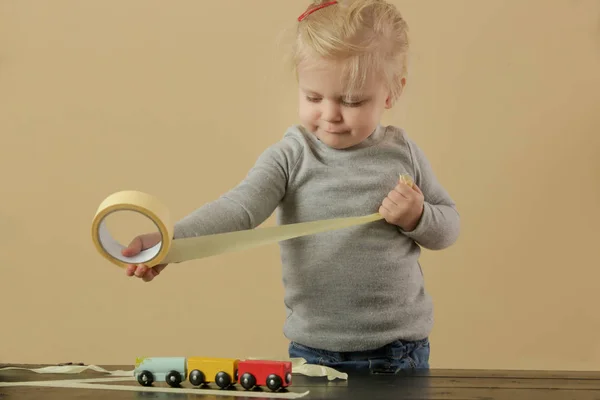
321, 101, 342, 122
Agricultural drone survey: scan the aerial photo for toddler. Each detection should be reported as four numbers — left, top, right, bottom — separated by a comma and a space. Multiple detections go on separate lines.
123, 0, 460, 374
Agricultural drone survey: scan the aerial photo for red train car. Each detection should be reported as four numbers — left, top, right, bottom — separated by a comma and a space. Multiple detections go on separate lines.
237, 359, 292, 391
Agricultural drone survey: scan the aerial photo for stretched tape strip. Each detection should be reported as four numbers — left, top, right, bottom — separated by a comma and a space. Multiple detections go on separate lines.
0, 379, 310, 398
91, 175, 414, 268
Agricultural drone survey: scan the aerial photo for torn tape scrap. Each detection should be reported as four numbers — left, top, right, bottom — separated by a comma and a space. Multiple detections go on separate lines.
0, 364, 133, 376
291, 358, 348, 381
0, 357, 348, 381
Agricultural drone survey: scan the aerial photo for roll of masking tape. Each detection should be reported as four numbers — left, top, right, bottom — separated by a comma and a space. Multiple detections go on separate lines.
91, 174, 414, 269
91, 190, 173, 268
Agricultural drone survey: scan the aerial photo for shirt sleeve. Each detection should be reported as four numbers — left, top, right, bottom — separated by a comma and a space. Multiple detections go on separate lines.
172, 134, 303, 239
398, 138, 461, 250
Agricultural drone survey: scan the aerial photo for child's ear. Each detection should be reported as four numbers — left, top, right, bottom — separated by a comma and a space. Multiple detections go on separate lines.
385, 77, 406, 109
385, 95, 393, 109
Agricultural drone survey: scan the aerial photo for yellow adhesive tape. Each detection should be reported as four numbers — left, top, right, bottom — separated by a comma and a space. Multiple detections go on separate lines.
399, 174, 414, 187
91, 174, 414, 268
0, 378, 310, 398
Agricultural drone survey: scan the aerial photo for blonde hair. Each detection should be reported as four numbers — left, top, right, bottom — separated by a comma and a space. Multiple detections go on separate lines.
293, 0, 409, 102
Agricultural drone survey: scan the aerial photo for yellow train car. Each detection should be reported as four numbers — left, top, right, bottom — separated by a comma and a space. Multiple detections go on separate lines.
186, 357, 239, 388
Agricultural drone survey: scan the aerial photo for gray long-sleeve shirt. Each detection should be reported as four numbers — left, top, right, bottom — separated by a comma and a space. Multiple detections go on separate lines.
173, 124, 460, 351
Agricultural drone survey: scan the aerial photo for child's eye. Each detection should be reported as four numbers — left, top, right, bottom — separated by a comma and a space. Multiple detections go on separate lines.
306, 96, 321, 102
342, 100, 364, 107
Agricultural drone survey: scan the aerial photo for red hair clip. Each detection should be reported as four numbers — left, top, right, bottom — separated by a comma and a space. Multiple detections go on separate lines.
298, 1, 338, 21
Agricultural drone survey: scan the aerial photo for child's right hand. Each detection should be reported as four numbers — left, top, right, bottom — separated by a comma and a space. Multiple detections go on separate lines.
122, 232, 167, 282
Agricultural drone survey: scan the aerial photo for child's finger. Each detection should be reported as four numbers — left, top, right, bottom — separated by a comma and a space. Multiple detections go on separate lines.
122, 236, 143, 256
125, 264, 136, 276
142, 268, 160, 282
388, 189, 405, 204
134, 264, 148, 277
378, 204, 392, 218
382, 197, 398, 210
153, 264, 167, 274
394, 183, 412, 198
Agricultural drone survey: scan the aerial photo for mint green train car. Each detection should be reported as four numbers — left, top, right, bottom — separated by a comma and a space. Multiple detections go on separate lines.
134, 356, 186, 387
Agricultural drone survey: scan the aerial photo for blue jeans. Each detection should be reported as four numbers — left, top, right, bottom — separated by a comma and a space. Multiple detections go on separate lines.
288, 337, 430, 374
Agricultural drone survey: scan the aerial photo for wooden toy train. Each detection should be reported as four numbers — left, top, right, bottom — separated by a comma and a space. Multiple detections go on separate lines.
134, 356, 292, 392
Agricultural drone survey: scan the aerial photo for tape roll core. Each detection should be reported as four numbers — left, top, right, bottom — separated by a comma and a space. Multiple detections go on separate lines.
96, 210, 164, 264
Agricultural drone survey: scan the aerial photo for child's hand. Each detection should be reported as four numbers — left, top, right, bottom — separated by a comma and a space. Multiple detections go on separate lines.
122, 232, 167, 282
379, 177, 424, 231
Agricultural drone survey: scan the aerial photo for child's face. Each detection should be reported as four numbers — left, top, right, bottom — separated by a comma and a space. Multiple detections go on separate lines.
297, 56, 395, 149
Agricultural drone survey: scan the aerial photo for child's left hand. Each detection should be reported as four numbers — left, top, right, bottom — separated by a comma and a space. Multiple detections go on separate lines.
379, 177, 424, 231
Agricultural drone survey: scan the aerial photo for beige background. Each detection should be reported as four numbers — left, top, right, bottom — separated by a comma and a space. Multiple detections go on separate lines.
1, 0, 599, 371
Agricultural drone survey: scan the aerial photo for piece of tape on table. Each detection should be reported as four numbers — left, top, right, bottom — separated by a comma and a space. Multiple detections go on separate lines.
91, 174, 414, 268
290, 358, 348, 381
0, 364, 133, 376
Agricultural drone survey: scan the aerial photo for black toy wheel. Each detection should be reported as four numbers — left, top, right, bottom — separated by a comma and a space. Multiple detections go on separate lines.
166, 370, 182, 387
266, 374, 282, 391
240, 372, 256, 390
189, 369, 205, 386
137, 370, 154, 386
215, 371, 232, 388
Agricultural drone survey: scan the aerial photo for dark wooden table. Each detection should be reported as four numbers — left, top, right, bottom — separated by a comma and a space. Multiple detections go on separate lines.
2, 364, 600, 399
